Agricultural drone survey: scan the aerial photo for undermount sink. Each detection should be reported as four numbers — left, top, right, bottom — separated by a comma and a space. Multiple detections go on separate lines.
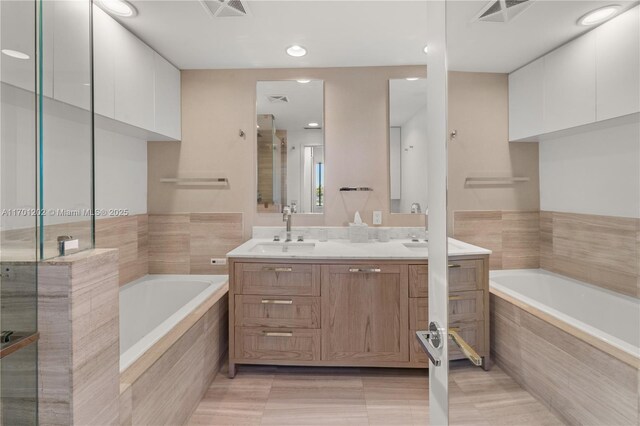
250, 242, 316, 254
403, 242, 428, 251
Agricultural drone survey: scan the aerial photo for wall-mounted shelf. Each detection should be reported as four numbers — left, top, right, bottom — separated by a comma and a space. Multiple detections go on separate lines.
465, 176, 529, 185
160, 177, 228, 186
339, 187, 373, 192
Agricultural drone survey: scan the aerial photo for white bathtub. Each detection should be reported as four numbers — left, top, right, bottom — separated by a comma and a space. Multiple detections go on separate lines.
490, 269, 640, 361
119, 274, 228, 372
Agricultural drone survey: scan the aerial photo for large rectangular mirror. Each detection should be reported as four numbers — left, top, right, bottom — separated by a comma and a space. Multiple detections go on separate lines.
389, 78, 428, 214
256, 80, 324, 214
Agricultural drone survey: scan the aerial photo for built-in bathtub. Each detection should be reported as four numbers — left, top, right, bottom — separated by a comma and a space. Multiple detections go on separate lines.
119, 274, 229, 426
490, 269, 639, 426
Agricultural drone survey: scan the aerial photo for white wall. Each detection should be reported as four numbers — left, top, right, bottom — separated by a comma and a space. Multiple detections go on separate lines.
94, 127, 147, 216
539, 120, 640, 218
399, 106, 428, 213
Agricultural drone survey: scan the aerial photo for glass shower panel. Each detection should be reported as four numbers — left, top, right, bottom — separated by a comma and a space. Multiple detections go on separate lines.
39, 0, 94, 259
1, 0, 39, 422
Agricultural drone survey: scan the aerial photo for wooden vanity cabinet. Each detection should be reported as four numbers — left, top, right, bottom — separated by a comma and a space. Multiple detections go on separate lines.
228, 256, 490, 377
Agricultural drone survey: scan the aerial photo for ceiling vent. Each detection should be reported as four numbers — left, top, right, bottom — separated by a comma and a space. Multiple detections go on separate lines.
267, 95, 289, 103
473, 0, 534, 23
200, 0, 250, 18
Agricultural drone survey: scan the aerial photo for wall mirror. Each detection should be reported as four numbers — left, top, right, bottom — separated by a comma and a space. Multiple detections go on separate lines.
389, 78, 428, 214
256, 80, 324, 214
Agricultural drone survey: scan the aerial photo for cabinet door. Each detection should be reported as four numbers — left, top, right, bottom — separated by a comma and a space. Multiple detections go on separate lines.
153, 52, 181, 139
113, 23, 155, 130
543, 31, 596, 133
595, 6, 640, 120
508, 57, 544, 141
321, 264, 408, 362
53, 0, 91, 110
92, 5, 116, 118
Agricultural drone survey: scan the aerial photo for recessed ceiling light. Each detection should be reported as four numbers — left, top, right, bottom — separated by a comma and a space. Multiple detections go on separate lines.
423, 45, 429, 54
307, 122, 319, 127
97, 0, 137, 17
297, 79, 311, 83
577, 5, 620, 26
406, 77, 419, 81
1, 49, 29, 60
286, 45, 307, 57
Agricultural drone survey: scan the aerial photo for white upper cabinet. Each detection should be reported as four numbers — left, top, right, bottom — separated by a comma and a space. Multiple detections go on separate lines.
92, 5, 116, 118
153, 53, 181, 140
595, 6, 640, 121
53, 0, 92, 110
543, 31, 596, 133
508, 57, 544, 141
113, 21, 155, 131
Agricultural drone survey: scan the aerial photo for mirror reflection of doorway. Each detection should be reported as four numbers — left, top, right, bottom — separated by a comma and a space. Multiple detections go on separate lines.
302, 145, 324, 214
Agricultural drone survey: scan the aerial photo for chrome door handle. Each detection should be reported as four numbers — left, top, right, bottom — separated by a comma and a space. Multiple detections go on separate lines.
415, 321, 443, 367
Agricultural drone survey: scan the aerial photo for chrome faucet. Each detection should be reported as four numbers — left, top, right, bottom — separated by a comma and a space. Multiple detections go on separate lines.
282, 206, 292, 242
411, 202, 422, 214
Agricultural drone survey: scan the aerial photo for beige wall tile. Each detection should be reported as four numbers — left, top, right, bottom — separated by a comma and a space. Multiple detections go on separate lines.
148, 214, 190, 274
189, 213, 243, 274
502, 211, 540, 269
453, 211, 504, 269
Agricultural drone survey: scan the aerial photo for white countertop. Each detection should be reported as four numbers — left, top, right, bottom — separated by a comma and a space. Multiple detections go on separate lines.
227, 237, 491, 260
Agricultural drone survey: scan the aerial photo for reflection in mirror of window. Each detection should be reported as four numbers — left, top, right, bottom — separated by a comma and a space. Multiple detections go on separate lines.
389, 78, 428, 214
256, 80, 324, 214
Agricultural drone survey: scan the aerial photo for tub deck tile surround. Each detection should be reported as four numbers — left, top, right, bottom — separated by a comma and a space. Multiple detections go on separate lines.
148, 213, 244, 275
38, 249, 120, 426
453, 210, 540, 270
540, 211, 640, 298
491, 292, 640, 426
119, 282, 229, 426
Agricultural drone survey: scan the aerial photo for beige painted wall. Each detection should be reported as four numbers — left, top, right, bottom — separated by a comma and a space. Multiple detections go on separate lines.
148, 66, 427, 240
447, 71, 540, 231
148, 68, 539, 240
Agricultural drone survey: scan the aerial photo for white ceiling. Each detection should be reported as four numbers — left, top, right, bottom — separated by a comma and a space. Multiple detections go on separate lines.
256, 80, 324, 131
390, 78, 427, 127
115, 0, 638, 73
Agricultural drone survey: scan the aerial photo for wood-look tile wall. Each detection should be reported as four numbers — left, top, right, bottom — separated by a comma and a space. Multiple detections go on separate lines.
148, 213, 244, 275
95, 215, 149, 286
540, 211, 640, 298
453, 210, 540, 270
491, 293, 639, 425
38, 249, 120, 426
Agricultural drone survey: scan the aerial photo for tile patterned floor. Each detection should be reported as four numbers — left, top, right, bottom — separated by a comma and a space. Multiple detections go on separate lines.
188, 363, 564, 426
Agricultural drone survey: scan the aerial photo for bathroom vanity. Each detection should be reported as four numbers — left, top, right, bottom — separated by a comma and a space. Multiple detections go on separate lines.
226, 237, 491, 377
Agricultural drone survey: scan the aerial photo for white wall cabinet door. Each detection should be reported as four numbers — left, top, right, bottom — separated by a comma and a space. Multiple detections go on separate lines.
153, 52, 181, 140
543, 31, 596, 133
92, 5, 116, 118
113, 23, 155, 130
508, 57, 544, 141
53, 0, 92, 110
595, 6, 640, 121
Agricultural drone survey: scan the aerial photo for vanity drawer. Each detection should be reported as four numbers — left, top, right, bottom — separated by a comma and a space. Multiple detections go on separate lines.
235, 327, 321, 361
448, 259, 484, 292
235, 295, 320, 328
409, 291, 484, 329
409, 259, 483, 296
410, 321, 485, 364
235, 263, 320, 296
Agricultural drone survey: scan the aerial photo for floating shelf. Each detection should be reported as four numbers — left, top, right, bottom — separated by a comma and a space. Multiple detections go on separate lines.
339, 187, 373, 192
160, 177, 228, 185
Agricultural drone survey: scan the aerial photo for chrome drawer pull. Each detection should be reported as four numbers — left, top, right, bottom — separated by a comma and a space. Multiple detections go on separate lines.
448, 295, 463, 300
262, 331, 293, 337
348, 268, 381, 273
263, 267, 293, 272
448, 264, 461, 269
261, 299, 293, 305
